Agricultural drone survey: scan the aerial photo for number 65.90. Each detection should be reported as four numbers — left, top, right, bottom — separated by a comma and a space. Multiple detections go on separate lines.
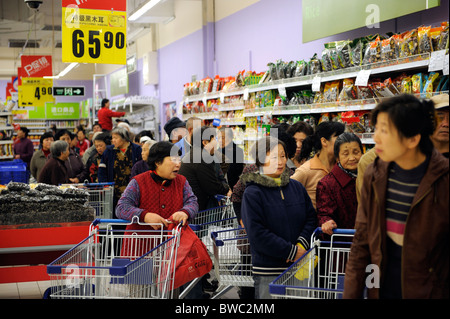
72, 30, 125, 59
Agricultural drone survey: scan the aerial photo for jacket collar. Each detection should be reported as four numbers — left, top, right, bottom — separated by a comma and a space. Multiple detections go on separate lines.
240, 166, 291, 188
371, 148, 448, 206
331, 163, 354, 188
310, 153, 331, 174
150, 171, 172, 186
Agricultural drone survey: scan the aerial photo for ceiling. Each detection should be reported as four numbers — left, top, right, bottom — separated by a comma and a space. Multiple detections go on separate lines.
0, 0, 198, 78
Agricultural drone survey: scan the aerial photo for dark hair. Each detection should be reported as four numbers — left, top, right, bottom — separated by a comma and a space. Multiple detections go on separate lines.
334, 132, 363, 159
252, 136, 287, 168
101, 98, 109, 108
93, 132, 111, 145
271, 124, 296, 159
19, 126, 29, 137
299, 121, 345, 162
93, 122, 102, 129
372, 94, 436, 155
191, 126, 216, 149
147, 141, 180, 170
286, 121, 314, 137
40, 131, 54, 145
55, 129, 72, 141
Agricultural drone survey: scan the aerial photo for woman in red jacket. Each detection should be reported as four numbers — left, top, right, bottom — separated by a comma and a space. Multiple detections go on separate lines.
316, 132, 363, 235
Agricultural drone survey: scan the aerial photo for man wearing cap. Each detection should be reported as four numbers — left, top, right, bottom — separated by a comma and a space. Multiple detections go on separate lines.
97, 98, 126, 131
431, 93, 449, 158
164, 117, 187, 143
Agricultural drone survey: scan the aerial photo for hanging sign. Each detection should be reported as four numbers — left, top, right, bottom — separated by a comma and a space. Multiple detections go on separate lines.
62, 0, 127, 65
20, 55, 53, 78
18, 78, 54, 107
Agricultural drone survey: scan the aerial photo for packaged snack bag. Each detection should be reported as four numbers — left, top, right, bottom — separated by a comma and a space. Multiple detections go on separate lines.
418, 26, 432, 54
399, 29, 419, 57
339, 78, 358, 101
422, 72, 441, 98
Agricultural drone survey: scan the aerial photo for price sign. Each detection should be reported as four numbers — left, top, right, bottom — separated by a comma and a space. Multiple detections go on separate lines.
18, 78, 54, 107
62, 0, 127, 65
428, 50, 446, 72
312, 76, 321, 92
355, 69, 372, 87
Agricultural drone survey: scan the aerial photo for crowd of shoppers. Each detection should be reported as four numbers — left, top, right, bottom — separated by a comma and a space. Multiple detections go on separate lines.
7, 93, 448, 300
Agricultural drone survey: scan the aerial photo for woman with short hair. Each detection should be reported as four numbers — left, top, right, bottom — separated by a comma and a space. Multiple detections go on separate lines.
98, 126, 142, 210
30, 131, 54, 182
316, 132, 364, 235
240, 136, 317, 299
38, 140, 70, 186
344, 94, 449, 299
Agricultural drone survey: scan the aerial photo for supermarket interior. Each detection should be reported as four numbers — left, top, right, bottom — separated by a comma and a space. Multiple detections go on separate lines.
0, 0, 449, 301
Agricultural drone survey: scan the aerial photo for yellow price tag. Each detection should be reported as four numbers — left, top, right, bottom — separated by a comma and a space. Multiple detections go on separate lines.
18, 78, 54, 107
62, 7, 126, 65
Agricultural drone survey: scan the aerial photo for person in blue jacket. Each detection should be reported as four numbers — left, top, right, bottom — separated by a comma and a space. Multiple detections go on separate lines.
241, 136, 317, 299
98, 126, 142, 212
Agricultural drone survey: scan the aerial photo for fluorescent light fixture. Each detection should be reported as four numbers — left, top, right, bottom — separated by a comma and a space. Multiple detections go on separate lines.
43, 62, 78, 79
129, 0, 162, 21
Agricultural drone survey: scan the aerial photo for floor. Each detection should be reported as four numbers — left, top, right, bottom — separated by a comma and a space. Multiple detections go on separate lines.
0, 279, 239, 299
0, 280, 52, 299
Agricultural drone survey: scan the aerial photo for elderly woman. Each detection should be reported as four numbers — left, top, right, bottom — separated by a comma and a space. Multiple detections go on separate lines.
241, 136, 317, 299
98, 126, 142, 210
316, 132, 364, 235
116, 141, 198, 228
30, 131, 54, 182
38, 140, 70, 185
131, 139, 156, 178
55, 129, 86, 183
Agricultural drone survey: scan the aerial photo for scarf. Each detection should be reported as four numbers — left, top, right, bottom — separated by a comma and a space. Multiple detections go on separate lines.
337, 162, 358, 179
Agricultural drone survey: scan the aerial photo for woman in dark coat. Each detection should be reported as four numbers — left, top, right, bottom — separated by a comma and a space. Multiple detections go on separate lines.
316, 132, 364, 235
38, 140, 70, 186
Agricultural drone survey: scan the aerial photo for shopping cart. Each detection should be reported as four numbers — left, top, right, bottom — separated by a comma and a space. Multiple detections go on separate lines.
269, 228, 355, 299
60, 182, 114, 219
209, 227, 254, 298
46, 218, 182, 299
188, 195, 238, 256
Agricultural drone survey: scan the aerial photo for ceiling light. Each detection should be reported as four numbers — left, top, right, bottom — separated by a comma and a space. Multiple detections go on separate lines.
128, 0, 162, 21
43, 62, 78, 79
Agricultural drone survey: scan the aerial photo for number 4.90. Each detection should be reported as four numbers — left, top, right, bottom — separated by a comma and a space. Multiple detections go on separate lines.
72, 30, 125, 59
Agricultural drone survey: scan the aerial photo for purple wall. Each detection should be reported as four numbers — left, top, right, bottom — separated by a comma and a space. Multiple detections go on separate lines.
158, 27, 205, 127
214, 0, 449, 75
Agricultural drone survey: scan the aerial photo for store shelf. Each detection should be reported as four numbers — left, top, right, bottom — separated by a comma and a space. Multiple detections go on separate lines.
0, 112, 13, 116
0, 155, 14, 160
0, 140, 13, 145
183, 54, 431, 102
0, 126, 13, 131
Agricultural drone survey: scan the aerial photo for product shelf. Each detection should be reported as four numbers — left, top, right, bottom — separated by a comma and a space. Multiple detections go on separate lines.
183, 53, 432, 103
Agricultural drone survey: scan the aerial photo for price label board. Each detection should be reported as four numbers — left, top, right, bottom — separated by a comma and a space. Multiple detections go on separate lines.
62, 0, 127, 65
18, 78, 54, 107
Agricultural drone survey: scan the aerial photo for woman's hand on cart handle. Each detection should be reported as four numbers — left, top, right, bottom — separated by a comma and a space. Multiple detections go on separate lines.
144, 212, 170, 230
170, 211, 189, 226
321, 220, 337, 235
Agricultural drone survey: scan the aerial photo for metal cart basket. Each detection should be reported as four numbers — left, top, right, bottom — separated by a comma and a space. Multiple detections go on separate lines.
269, 228, 355, 299
211, 227, 254, 288
188, 195, 238, 256
46, 218, 182, 299
61, 182, 114, 219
